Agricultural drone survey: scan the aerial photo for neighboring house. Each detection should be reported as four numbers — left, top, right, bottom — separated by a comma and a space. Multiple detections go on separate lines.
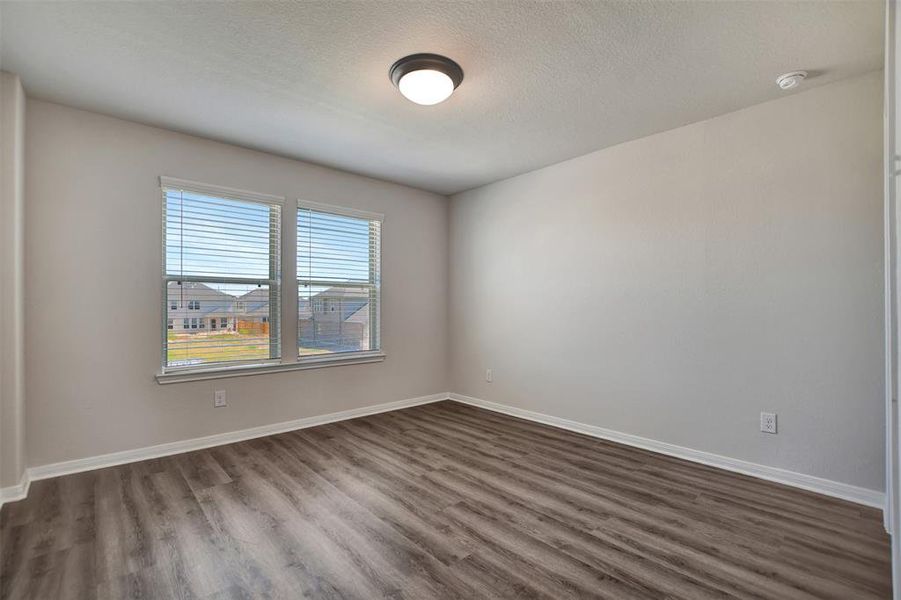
238, 287, 273, 321
166, 281, 269, 333
299, 286, 371, 352
168, 282, 370, 352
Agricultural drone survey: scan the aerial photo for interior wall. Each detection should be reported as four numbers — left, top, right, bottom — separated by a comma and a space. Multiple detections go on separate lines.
449, 71, 885, 492
0, 71, 26, 488
885, 0, 901, 587
24, 100, 448, 468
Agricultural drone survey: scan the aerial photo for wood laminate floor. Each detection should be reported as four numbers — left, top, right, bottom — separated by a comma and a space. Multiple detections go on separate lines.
0, 401, 892, 599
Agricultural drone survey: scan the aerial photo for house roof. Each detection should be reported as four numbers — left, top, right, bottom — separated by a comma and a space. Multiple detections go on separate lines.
168, 282, 366, 321
345, 305, 370, 325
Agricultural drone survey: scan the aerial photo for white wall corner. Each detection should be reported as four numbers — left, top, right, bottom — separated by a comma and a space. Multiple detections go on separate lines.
0, 70, 27, 494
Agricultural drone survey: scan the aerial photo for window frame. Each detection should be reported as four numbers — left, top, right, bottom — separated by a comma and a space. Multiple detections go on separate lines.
297, 200, 382, 360
156, 178, 385, 384
160, 177, 283, 375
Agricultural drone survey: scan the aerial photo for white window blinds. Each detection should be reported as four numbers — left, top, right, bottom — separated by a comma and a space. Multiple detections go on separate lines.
162, 179, 281, 369
297, 205, 381, 356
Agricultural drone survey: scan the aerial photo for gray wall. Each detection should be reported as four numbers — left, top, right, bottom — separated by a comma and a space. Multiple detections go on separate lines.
0, 71, 26, 488
25, 100, 448, 467
448, 72, 885, 491
17, 71, 888, 494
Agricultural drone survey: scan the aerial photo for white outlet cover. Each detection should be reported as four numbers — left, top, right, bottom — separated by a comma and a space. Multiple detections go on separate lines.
214, 390, 227, 408
760, 412, 777, 434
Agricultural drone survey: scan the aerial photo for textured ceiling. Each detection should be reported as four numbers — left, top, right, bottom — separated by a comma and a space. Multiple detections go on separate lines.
0, 1, 883, 195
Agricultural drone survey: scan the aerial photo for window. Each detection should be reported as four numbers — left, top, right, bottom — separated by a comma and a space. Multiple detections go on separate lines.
159, 178, 384, 381
297, 205, 380, 356
163, 178, 281, 369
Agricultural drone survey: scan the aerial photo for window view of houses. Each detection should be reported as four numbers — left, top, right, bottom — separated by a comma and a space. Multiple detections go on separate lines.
299, 285, 372, 354
166, 282, 274, 366
167, 281, 372, 367
164, 189, 379, 369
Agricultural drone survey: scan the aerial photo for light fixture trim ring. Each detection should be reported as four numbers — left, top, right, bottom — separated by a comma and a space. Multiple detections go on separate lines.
776, 70, 808, 90
389, 53, 464, 90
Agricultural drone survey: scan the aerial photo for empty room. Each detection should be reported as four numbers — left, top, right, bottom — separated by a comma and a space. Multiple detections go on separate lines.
3, 0, 901, 598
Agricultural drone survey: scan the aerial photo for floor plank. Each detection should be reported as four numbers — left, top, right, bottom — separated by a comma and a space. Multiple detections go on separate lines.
0, 401, 891, 599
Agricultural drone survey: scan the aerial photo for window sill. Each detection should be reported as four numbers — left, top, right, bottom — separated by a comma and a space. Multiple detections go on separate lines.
155, 352, 386, 384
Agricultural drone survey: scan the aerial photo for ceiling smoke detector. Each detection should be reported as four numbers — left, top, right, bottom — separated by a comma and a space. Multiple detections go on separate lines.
776, 71, 807, 91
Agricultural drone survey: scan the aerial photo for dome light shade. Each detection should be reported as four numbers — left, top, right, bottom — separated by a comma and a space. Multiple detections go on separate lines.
390, 54, 463, 106
398, 69, 455, 105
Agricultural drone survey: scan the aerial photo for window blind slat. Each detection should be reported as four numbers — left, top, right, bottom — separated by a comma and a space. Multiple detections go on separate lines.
163, 188, 281, 369
297, 208, 380, 357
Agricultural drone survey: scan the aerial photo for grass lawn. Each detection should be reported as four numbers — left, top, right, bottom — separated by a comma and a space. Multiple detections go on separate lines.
167, 331, 332, 365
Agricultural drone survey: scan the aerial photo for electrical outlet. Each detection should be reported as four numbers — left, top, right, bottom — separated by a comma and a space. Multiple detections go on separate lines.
486, 368, 493, 383
214, 390, 227, 408
760, 412, 777, 434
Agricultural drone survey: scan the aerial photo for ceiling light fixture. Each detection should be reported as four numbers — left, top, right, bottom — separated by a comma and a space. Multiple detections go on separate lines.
389, 53, 464, 106
776, 71, 807, 91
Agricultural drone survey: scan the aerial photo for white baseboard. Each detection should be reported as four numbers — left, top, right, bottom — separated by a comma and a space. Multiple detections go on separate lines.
449, 393, 885, 510
0, 470, 31, 508
1, 392, 447, 506
3, 391, 884, 512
